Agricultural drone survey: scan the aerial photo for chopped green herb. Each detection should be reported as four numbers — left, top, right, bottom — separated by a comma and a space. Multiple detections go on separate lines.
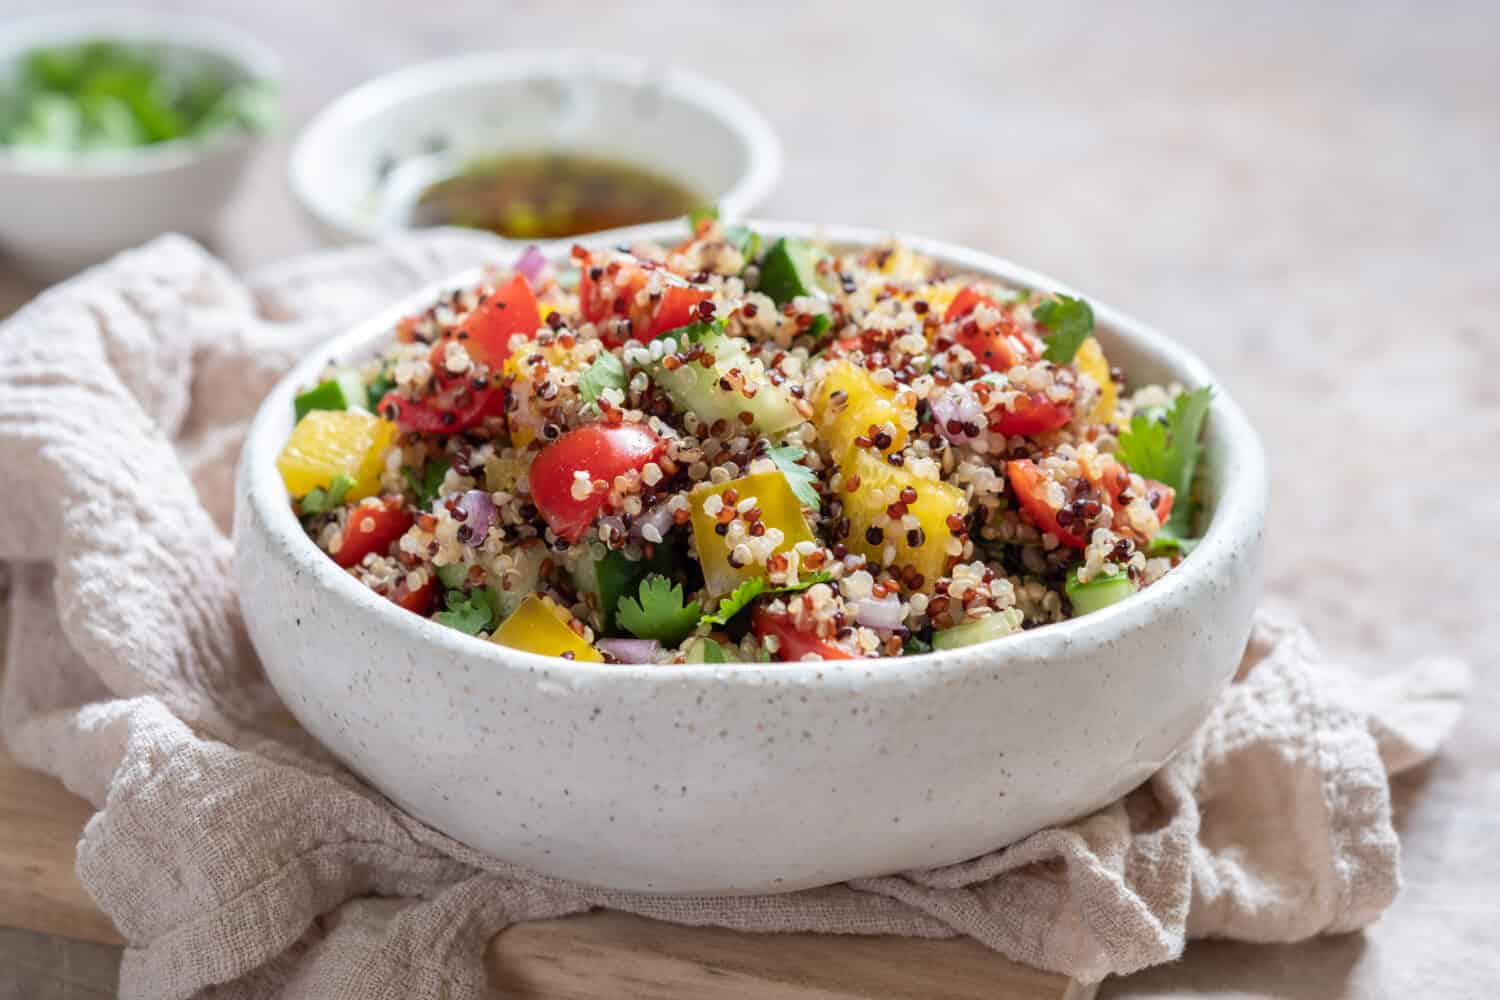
1117, 385, 1214, 538
298, 473, 355, 515
669, 318, 728, 344
434, 587, 500, 635
725, 224, 761, 261
698, 571, 833, 628
1146, 525, 1201, 558
435, 563, 470, 590
403, 459, 449, 507
366, 370, 395, 410
577, 350, 626, 405
1034, 294, 1095, 364
767, 444, 821, 511
805, 314, 833, 339
903, 635, 934, 655
616, 575, 702, 645
699, 637, 729, 663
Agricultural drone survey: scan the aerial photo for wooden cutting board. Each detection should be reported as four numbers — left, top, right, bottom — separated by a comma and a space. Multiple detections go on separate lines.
0, 743, 1092, 999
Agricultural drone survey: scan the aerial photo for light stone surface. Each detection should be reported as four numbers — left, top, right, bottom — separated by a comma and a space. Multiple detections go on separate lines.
2, 0, 1495, 996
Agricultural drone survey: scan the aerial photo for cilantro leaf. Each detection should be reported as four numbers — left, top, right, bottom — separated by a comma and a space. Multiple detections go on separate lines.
668, 318, 727, 344
616, 575, 702, 645
1116, 386, 1214, 538
1034, 294, 1094, 364
767, 444, 821, 510
434, 587, 499, 635
805, 313, 833, 340
903, 635, 933, 655
698, 637, 729, 663
403, 459, 449, 507
578, 350, 626, 405
725, 224, 761, 261
698, 571, 833, 628
299, 473, 355, 515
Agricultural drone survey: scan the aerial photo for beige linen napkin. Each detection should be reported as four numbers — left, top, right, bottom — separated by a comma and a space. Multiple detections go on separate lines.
0, 234, 1470, 999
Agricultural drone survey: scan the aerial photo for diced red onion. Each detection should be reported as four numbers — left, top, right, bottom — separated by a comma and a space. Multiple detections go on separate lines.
598, 637, 661, 663
515, 245, 548, 285
853, 593, 906, 631
931, 385, 986, 443
454, 490, 497, 546
629, 501, 676, 543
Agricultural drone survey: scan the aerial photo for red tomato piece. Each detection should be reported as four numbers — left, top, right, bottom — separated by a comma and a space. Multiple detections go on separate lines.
429, 273, 540, 371
1005, 459, 1087, 549
945, 285, 1042, 372
751, 605, 855, 661
989, 392, 1074, 436
391, 574, 437, 615
529, 423, 665, 542
334, 498, 414, 568
646, 284, 713, 339
378, 383, 506, 435
1145, 479, 1175, 525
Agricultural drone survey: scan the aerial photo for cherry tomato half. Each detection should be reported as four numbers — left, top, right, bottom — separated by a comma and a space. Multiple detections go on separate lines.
1005, 459, 1087, 549
752, 604, 855, 661
529, 423, 666, 542
945, 286, 1040, 372
391, 574, 437, 615
379, 381, 507, 435
428, 273, 540, 371
334, 497, 414, 568
576, 249, 711, 344
989, 392, 1074, 437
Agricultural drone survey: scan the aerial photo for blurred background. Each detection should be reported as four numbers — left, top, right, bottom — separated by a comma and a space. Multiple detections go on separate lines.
2, 1, 1496, 996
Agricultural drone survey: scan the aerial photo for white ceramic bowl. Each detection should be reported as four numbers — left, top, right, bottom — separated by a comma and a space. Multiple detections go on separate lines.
0, 11, 279, 280
288, 50, 782, 245
235, 222, 1267, 894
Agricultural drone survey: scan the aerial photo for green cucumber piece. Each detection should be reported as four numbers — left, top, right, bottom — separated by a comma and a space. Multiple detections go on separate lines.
650, 330, 804, 434
1065, 568, 1138, 616
757, 237, 823, 306
294, 371, 369, 420
932, 608, 1024, 650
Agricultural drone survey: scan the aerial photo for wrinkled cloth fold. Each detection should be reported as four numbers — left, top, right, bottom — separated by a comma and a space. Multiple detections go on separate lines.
0, 234, 1470, 999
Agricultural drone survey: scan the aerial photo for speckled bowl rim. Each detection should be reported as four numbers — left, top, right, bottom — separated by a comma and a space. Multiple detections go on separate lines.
239, 220, 1268, 686
287, 50, 783, 243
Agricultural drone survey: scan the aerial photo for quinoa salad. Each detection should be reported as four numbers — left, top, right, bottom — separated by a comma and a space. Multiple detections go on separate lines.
276, 217, 1214, 664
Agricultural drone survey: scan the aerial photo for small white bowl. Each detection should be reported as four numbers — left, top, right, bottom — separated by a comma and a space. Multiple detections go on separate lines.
236, 222, 1267, 894
288, 50, 782, 244
0, 11, 278, 281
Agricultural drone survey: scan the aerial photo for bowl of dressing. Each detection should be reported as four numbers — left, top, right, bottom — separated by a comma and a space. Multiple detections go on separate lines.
289, 50, 782, 244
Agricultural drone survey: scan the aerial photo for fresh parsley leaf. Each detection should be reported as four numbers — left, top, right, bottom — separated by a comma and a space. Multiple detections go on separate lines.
725, 224, 761, 261
366, 370, 395, 410
767, 444, 821, 511
298, 473, 356, 515
578, 350, 626, 405
434, 587, 499, 635
1034, 294, 1095, 364
616, 575, 702, 645
435, 563, 470, 590
1146, 525, 1201, 558
806, 314, 833, 339
403, 459, 449, 507
669, 318, 728, 344
697, 571, 833, 628
1116, 386, 1214, 538
903, 635, 933, 655
688, 205, 720, 227
698, 637, 729, 663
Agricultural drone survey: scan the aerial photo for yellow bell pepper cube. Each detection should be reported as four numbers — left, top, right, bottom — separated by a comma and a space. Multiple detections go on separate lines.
840, 449, 966, 590
492, 595, 602, 662
1074, 336, 1118, 425
690, 470, 816, 596
813, 360, 913, 466
277, 409, 397, 502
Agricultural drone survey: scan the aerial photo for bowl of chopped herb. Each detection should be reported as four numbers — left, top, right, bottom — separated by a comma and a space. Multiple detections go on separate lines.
0, 10, 279, 278
235, 220, 1268, 894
